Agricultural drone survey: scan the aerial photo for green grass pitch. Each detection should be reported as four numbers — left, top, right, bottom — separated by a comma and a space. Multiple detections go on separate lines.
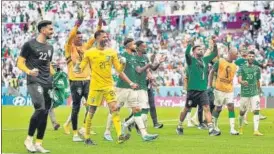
2, 106, 274, 154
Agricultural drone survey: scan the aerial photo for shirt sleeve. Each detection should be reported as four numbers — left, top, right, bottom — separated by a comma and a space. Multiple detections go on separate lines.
257, 67, 261, 80
213, 61, 219, 71
79, 51, 90, 71
234, 59, 241, 66
112, 51, 125, 73
50, 46, 54, 61
82, 24, 102, 50
20, 42, 30, 59
203, 44, 218, 63
254, 60, 261, 66
237, 66, 243, 77
185, 44, 192, 65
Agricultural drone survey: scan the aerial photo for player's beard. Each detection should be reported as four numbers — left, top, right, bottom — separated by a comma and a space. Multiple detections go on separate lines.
248, 59, 254, 65
46, 35, 52, 40
131, 48, 137, 52
100, 40, 108, 47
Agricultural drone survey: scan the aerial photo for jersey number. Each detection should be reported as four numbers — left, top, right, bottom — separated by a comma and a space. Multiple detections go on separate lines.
39, 52, 48, 60
246, 74, 253, 80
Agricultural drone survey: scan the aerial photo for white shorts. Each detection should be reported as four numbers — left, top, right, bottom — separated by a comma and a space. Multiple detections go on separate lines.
137, 90, 150, 109
214, 89, 234, 106
240, 95, 260, 112
116, 88, 139, 108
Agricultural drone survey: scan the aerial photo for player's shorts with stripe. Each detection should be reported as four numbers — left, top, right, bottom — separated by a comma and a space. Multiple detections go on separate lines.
214, 89, 234, 106
185, 90, 209, 108
240, 95, 260, 112
116, 88, 138, 108
87, 88, 117, 106
27, 82, 52, 111
137, 90, 149, 109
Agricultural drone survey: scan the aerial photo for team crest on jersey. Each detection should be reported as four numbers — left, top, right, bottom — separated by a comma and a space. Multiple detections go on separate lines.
37, 86, 43, 94
106, 56, 111, 61
91, 98, 95, 103
48, 50, 52, 57
77, 88, 82, 95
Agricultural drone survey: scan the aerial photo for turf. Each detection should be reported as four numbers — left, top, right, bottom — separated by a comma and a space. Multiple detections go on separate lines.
2, 106, 274, 154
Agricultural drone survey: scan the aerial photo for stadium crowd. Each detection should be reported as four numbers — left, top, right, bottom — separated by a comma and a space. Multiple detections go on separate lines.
2, 1, 274, 96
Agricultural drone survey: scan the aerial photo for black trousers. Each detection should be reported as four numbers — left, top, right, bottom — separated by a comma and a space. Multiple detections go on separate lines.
70, 80, 89, 131
148, 88, 159, 125
27, 83, 52, 139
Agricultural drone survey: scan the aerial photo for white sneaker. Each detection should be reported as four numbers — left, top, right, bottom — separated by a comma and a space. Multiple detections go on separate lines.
215, 127, 220, 132
73, 135, 84, 142
230, 129, 239, 135
104, 133, 113, 141
24, 139, 36, 153
35, 144, 50, 153
78, 127, 85, 137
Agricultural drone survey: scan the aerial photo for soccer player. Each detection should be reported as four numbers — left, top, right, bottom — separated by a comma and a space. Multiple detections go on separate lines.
63, 14, 102, 141
116, 38, 158, 141
102, 38, 139, 141
237, 51, 263, 136
208, 47, 239, 135
176, 36, 220, 136
235, 49, 269, 122
134, 40, 166, 132
76, 30, 130, 145
17, 20, 55, 153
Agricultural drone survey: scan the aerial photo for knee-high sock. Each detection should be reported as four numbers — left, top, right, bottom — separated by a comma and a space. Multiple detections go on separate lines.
228, 111, 235, 131
111, 112, 122, 137
85, 112, 93, 139
64, 113, 71, 126
124, 113, 135, 127
105, 113, 113, 133
212, 110, 221, 128
192, 107, 198, 120
239, 115, 244, 128
186, 109, 191, 124
141, 109, 149, 128
134, 112, 147, 136
254, 112, 260, 131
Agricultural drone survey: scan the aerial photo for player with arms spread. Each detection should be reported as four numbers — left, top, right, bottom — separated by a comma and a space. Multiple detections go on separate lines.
17, 20, 55, 153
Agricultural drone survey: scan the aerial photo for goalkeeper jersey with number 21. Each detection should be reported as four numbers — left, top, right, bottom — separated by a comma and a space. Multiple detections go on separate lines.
80, 47, 125, 90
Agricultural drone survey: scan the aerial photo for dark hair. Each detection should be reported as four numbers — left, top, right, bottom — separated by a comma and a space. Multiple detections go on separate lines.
248, 51, 255, 55
124, 38, 134, 47
77, 31, 82, 35
135, 40, 144, 47
94, 30, 105, 39
193, 45, 201, 51
37, 20, 52, 32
